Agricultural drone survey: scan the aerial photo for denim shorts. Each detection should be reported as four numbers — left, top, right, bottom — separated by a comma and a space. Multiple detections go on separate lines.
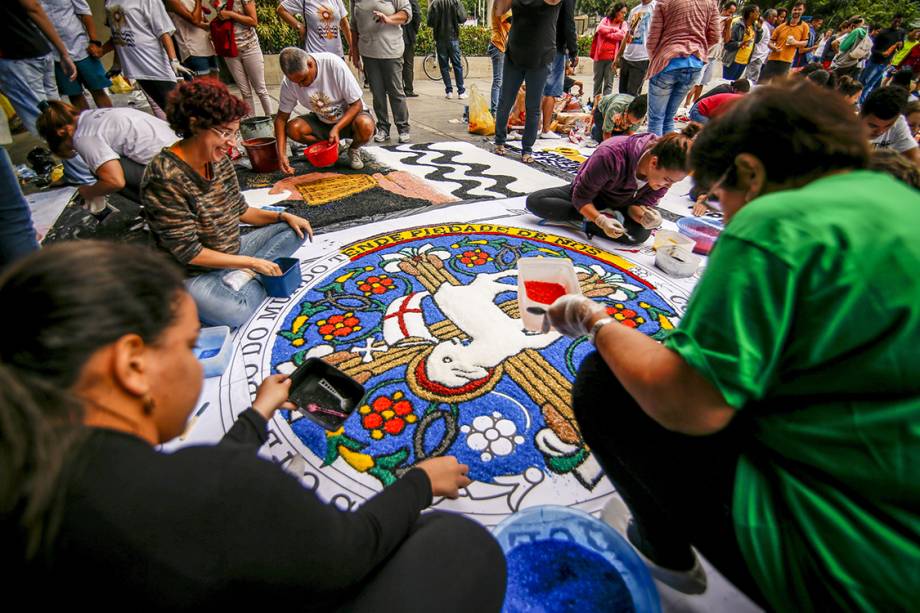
543, 52, 567, 97
55, 56, 112, 96
182, 55, 219, 75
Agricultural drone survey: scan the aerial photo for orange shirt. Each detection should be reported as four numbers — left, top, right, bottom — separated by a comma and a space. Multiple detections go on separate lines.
768, 21, 810, 63
491, 10, 512, 52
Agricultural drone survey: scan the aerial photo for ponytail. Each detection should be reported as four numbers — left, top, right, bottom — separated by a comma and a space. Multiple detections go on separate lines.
35, 100, 79, 158
0, 241, 187, 561
649, 123, 702, 173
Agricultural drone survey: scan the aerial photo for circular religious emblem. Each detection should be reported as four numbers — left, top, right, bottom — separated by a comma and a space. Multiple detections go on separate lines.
219, 224, 690, 524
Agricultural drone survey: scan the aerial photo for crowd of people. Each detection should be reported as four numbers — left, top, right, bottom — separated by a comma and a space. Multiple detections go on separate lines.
1, 0, 919, 610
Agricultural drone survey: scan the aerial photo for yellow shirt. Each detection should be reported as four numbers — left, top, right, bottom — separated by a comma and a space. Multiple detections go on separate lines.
768, 21, 810, 63
734, 20, 756, 64
491, 10, 512, 52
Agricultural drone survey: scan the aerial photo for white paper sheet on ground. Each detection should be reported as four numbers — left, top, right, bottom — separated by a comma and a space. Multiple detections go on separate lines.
242, 187, 292, 208
27, 187, 76, 240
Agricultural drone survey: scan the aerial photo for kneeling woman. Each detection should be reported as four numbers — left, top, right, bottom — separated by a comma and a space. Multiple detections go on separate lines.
3, 241, 506, 609
525, 125, 700, 245
548, 83, 920, 609
37, 101, 178, 207
142, 79, 313, 328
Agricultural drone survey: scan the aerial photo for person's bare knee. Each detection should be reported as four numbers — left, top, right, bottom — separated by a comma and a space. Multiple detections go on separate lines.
286, 118, 318, 145
350, 113, 375, 147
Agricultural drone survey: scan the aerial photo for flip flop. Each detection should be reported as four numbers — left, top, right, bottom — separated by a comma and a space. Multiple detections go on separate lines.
521, 153, 535, 164
494, 144, 507, 156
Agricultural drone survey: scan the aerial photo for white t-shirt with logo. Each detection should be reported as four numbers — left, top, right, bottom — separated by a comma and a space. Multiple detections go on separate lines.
281, 0, 349, 57
169, 0, 217, 60
74, 107, 179, 172
622, 1, 655, 63
278, 52, 364, 123
105, 0, 177, 81
871, 115, 919, 155
40, 0, 93, 61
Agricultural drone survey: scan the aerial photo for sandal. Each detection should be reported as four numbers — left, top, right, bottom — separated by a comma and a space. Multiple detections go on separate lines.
521, 152, 535, 164
494, 144, 507, 156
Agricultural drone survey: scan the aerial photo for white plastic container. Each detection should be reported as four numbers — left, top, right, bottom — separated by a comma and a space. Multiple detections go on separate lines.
517, 257, 581, 332
652, 229, 697, 253
195, 326, 233, 378
655, 245, 701, 278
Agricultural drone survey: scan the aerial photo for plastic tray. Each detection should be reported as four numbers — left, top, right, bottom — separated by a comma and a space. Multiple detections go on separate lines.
493, 505, 661, 613
677, 217, 723, 255
655, 244, 701, 278
195, 325, 233, 378
652, 229, 696, 253
516, 257, 581, 333
287, 358, 366, 431
259, 257, 302, 298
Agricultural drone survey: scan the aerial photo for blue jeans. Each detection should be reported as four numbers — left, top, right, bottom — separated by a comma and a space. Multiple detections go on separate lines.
0, 148, 39, 268
688, 103, 708, 124
494, 56, 550, 154
647, 67, 702, 136
186, 223, 304, 328
0, 54, 94, 184
858, 61, 887, 105
436, 38, 465, 94
487, 43, 504, 116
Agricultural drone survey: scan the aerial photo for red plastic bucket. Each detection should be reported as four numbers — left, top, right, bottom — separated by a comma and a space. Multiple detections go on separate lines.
305, 140, 338, 168
242, 137, 280, 172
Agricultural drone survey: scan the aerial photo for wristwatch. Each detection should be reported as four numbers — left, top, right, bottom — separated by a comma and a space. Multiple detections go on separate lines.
588, 317, 614, 344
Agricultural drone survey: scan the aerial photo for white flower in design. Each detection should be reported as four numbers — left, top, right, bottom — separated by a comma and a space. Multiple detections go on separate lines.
460, 412, 525, 462
381, 244, 451, 273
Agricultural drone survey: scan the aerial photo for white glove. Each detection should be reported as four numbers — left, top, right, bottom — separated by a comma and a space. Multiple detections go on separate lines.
632, 205, 662, 230
594, 213, 626, 238
171, 59, 196, 79
786, 35, 796, 45
548, 294, 607, 338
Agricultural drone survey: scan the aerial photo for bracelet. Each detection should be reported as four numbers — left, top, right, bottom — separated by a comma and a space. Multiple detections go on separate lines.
90, 39, 103, 46
588, 317, 615, 344
277, 210, 286, 222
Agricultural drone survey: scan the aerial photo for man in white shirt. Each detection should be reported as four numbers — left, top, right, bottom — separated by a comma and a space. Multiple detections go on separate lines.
862, 86, 920, 166
743, 8, 776, 82
273, 47, 375, 172
618, 0, 655, 97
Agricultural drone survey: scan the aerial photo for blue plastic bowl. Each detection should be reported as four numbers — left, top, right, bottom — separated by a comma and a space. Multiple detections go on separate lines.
259, 257, 302, 298
494, 505, 660, 613
195, 326, 232, 378
676, 217, 723, 255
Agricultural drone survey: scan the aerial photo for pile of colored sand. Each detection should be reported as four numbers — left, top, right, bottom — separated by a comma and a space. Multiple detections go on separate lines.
504, 539, 635, 612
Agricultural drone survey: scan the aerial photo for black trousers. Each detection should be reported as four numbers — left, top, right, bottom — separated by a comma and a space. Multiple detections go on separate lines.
525, 183, 651, 246
340, 511, 507, 612
572, 352, 766, 607
136, 79, 177, 112
618, 58, 649, 96
402, 26, 419, 94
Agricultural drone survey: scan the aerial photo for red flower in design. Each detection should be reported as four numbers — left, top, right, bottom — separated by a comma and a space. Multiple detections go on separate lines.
358, 391, 416, 439
316, 312, 362, 340
358, 274, 395, 295
606, 303, 646, 329
457, 248, 493, 267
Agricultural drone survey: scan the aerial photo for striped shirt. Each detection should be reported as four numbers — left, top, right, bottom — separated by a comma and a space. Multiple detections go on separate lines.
646, 0, 721, 79
141, 149, 248, 276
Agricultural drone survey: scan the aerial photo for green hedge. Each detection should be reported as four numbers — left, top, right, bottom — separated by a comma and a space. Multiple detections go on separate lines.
254, 2, 594, 57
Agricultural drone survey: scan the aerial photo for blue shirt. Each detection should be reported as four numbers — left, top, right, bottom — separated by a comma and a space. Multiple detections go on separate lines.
662, 55, 704, 73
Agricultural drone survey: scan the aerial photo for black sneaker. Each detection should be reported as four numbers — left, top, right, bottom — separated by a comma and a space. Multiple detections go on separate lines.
406, 91, 419, 97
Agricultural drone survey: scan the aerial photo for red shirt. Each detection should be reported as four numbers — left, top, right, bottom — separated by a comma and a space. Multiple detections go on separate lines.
696, 93, 744, 118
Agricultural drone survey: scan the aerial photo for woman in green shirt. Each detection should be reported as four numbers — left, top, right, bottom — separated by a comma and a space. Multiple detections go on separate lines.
549, 81, 920, 610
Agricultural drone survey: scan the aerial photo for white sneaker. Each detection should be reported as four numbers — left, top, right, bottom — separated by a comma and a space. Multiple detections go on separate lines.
601, 497, 708, 595
398, 131, 411, 144
445, 92, 453, 99
347, 147, 364, 169
373, 128, 389, 143
458, 91, 468, 99
540, 131, 563, 140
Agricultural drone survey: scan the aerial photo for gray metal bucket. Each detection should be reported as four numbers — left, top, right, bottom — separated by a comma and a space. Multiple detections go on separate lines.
240, 115, 273, 141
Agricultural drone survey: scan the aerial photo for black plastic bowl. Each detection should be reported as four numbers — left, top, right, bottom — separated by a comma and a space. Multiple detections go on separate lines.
287, 358, 366, 431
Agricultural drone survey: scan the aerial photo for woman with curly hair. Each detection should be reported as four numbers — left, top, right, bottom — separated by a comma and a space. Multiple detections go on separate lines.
141, 79, 314, 328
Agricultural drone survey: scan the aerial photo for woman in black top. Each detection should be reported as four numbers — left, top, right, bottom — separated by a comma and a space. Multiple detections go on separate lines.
3, 241, 506, 611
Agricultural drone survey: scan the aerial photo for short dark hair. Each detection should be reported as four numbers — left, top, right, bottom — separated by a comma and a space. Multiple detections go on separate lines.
690, 80, 868, 193
741, 4, 759, 20
650, 123, 702, 172
607, 2, 627, 19
721, 1, 737, 10
627, 94, 648, 119
731, 78, 751, 92
868, 149, 920, 190
836, 75, 863, 97
792, 1, 806, 8
861, 86, 909, 120
165, 78, 249, 137
806, 69, 831, 87
890, 68, 914, 90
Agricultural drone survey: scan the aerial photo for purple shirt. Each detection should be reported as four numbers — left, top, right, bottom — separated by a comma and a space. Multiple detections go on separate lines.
572, 132, 667, 212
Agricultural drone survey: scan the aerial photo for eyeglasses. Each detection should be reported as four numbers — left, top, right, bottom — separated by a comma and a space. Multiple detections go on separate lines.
210, 126, 239, 142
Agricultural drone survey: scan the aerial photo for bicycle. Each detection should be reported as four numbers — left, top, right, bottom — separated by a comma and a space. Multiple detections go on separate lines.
422, 50, 470, 81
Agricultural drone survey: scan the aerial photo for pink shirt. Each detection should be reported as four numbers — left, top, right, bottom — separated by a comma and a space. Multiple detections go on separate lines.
646, 0, 721, 79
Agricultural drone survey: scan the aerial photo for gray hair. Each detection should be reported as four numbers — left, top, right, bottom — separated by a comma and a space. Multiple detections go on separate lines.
279, 47, 310, 76
763, 8, 777, 18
